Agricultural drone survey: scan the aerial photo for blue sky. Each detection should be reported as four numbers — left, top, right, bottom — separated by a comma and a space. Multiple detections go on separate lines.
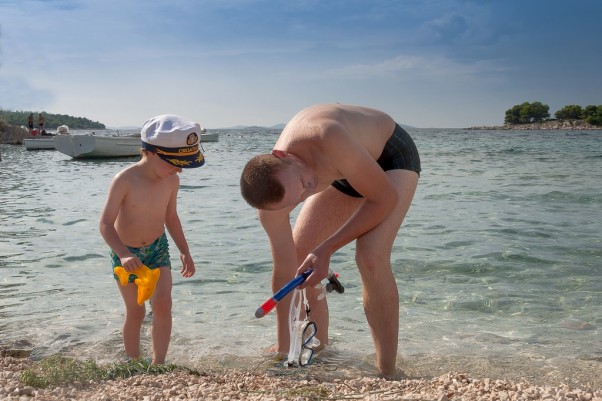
1, 0, 601, 129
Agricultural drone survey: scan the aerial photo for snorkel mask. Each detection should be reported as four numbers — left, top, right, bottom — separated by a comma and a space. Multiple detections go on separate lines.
285, 288, 321, 367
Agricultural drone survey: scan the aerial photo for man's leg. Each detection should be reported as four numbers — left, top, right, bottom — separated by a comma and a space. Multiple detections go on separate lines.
292, 187, 362, 348
355, 170, 418, 377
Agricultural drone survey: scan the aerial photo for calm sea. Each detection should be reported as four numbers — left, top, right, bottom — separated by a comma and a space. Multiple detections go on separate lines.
1, 128, 600, 386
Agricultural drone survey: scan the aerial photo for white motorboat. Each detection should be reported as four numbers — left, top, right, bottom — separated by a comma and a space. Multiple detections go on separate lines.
54, 128, 217, 159
23, 125, 70, 151
54, 133, 141, 158
24, 136, 56, 150
201, 131, 219, 142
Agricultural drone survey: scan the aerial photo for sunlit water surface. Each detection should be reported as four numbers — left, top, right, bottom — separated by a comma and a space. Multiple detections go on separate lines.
1, 128, 600, 386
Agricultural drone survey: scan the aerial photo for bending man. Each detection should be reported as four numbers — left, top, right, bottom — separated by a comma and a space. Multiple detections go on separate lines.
240, 104, 421, 377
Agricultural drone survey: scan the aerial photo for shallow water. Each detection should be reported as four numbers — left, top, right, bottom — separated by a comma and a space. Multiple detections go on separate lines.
1, 128, 601, 386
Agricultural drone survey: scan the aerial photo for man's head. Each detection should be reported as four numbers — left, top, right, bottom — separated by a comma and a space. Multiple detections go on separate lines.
241, 150, 319, 210
240, 153, 287, 209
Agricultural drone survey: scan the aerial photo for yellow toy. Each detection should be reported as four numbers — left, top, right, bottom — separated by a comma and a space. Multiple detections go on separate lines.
113, 264, 160, 306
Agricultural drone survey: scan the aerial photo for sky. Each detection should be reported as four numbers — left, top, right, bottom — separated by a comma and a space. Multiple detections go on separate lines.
1, 0, 601, 129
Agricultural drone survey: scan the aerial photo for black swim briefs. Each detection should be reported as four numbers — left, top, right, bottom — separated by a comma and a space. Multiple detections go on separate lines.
331, 123, 421, 198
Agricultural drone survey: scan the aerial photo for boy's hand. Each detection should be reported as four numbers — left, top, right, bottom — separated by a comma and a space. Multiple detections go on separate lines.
121, 254, 142, 272
180, 253, 196, 278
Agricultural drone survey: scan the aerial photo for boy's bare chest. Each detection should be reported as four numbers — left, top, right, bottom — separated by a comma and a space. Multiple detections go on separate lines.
124, 183, 172, 215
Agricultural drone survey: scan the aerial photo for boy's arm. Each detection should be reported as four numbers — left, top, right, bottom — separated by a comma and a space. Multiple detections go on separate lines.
164, 177, 195, 277
99, 175, 141, 271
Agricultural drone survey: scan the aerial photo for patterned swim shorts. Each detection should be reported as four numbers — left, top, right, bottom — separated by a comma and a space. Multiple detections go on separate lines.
111, 232, 171, 282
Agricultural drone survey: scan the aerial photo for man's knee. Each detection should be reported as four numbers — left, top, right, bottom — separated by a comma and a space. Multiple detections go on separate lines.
355, 246, 390, 274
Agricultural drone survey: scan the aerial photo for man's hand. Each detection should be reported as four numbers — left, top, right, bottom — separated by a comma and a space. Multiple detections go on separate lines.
297, 248, 331, 288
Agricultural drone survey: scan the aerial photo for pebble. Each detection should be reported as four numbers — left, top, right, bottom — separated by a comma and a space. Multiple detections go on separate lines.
1, 356, 601, 400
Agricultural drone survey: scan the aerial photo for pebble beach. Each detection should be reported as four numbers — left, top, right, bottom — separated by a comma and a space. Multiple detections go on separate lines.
2, 354, 601, 401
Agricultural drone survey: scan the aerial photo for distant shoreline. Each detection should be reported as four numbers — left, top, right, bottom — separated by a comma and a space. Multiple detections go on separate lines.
468, 119, 600, 130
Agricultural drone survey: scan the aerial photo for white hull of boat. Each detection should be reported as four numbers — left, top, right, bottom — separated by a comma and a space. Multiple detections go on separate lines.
24, 125, 70, 151
201, 132, 219, 142
24, 136, 57, 150
54, 134, 141, 158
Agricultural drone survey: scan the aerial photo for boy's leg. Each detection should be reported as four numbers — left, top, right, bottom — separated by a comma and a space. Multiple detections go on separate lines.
117, 282, 146, 360
355, 170, 418, 377
149, 267, 173, 364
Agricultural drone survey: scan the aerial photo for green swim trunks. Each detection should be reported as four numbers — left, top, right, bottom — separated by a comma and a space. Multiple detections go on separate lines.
111, 233, 172, 282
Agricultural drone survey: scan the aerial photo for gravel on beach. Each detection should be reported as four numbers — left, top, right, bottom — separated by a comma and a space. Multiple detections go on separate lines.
2, 355, 602, 401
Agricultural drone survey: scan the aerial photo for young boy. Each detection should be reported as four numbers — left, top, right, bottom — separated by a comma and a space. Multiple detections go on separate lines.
99, 114, 205, 364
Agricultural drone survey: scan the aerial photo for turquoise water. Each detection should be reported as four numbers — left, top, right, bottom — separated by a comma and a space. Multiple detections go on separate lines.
1, 129, 600, 384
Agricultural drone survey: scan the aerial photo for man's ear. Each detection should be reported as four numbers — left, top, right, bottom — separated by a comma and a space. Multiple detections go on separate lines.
271, 149, 287, 159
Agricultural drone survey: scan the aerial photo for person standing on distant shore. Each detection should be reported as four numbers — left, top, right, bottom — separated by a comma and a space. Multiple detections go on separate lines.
38, 113, 45, 131
99, 114, 205, 364
27, 113, 34, 131
240, 103, 421, 377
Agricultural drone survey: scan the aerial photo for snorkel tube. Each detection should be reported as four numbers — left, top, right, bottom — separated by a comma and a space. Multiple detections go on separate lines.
255, 269, 344, 318
255, 269, 312, 318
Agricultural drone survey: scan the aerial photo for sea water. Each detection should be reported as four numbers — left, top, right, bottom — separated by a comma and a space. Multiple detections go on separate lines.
0, 129, 600, 385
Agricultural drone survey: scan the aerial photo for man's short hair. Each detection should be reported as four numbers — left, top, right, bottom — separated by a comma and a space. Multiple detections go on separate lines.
240, 154, 286, 209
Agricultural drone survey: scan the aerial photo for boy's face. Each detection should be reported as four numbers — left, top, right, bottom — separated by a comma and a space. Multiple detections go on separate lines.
150, 152, 183, 176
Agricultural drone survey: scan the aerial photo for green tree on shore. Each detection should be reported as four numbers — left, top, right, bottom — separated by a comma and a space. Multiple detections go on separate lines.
505, 102, 602, 126
504, 102, 550, 124
0, 109, 105, 130
556, 104, 602, 125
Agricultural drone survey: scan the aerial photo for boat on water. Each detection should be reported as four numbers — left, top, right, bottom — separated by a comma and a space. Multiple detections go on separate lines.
54, 128, 219, 159
201, 131, 219, 142
23, 125, 70, 151
54, 133, 142, 158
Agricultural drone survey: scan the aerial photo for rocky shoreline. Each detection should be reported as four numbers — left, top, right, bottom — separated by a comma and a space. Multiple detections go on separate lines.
0, 121, 29, 144
2, 355, 601, 401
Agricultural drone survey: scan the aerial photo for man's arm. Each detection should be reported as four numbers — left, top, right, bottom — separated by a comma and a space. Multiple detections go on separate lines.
298, 127, 398, 286
258, 206, 298, 279
258, 206, 299, 350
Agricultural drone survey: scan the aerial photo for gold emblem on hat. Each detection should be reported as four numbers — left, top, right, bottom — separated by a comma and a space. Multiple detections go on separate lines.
186, 133, 198, 146
166, 158, 192, 167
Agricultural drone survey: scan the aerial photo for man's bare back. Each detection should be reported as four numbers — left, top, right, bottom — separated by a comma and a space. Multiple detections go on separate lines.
274, 104, 396, 186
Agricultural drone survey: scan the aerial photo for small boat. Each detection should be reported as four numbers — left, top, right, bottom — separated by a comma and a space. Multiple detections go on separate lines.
23, 125, 70, 151
201, 129, 219, 142
54, 133, 141, 158
54, 128, 218, 159
24, 136, 56, 150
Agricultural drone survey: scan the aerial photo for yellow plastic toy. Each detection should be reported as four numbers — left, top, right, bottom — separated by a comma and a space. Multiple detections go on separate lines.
113, 264, 160, 306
